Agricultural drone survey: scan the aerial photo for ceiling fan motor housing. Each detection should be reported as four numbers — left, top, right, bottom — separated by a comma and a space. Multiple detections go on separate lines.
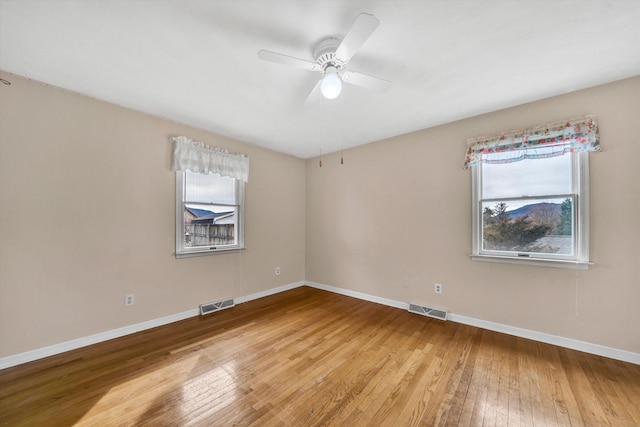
314, 37, 345, 72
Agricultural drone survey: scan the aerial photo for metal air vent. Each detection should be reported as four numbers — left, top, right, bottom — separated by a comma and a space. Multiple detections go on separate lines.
408, 304, 448, 321
200, 298, 235, 315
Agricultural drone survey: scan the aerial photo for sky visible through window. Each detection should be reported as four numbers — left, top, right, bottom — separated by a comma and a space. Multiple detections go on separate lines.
185, 171, 236, 206
482, 154, 571, 211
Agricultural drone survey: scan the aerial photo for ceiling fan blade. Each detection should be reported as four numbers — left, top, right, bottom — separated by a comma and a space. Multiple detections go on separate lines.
335, 13, 380, 63
304, 79, 323, 107
342, 70, 392, 93
257, 50, 315, 71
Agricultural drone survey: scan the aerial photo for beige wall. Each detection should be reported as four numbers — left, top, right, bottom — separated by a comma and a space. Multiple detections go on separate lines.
0, 72, 306, 358
1, 71, 638, 360
306, 76, 640, 354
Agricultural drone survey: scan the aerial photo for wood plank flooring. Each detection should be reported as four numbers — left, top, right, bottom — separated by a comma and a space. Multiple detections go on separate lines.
1, 286, 639, 426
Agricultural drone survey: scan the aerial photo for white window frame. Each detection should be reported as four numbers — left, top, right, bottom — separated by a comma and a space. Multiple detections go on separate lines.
471, 151, 590, 269
175, 171, 245, 258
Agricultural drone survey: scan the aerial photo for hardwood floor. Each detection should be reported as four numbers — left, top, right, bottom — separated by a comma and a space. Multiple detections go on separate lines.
1, 286, 639, 426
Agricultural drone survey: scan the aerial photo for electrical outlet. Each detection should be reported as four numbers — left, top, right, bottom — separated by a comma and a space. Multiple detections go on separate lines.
275, 267, 281, 276
434, 283, 442, 294
125, 294, 135, 306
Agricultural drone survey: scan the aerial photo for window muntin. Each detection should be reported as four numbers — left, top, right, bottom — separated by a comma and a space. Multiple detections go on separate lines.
472, 151, 589, 267
176, 171, 244, 257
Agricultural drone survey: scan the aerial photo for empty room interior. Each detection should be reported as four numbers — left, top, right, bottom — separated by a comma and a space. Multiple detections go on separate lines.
1, 1, 639, 425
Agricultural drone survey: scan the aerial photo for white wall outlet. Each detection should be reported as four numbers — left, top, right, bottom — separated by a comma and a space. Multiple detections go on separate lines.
125, 294, 135, 306
435, 283, 443, 294
275, 267, 281, 276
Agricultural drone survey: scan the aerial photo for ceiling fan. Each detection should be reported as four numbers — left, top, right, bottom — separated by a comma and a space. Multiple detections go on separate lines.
257, 13, 392, 106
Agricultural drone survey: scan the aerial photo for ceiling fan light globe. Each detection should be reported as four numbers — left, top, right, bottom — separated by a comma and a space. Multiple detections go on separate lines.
321, 74, 342, 99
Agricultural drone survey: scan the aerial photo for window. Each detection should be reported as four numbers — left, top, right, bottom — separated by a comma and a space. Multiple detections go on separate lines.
465, 116, 599, 269
170, 136, 249, 258
176, 171, 244, 257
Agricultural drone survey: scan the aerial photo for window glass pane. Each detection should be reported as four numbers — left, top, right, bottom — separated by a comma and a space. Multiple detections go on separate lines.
481, 197, 574, 255
482, 153, 571, 199
183, 203, 237, 247
184, 171, 236, 204
176, 170, 245, 257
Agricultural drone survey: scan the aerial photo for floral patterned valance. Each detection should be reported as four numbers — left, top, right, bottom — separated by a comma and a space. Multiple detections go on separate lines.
463, 115, 600, 169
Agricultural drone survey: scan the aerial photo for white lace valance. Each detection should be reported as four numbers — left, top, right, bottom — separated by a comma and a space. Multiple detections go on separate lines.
170, 136, 249, 183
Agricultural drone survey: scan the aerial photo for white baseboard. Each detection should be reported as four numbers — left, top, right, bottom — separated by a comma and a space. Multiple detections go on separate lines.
0, 308, 199, 370
3, 280, 638, 369
305, 281, 409, 310
448, 313, 640, 365
0, 281, 307, 370
235, 281, 306, 304
304, 281, 640, 365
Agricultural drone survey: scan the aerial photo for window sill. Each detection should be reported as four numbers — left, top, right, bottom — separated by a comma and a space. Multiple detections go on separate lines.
175, 247, 245, 259
470, 254, 591, 270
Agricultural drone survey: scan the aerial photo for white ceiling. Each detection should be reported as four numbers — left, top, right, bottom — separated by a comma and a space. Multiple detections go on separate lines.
1, 1, 639, 159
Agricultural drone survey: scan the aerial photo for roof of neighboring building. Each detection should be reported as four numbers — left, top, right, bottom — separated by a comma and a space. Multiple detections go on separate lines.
186, 207, 235, 224
185, 207, 216, 218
